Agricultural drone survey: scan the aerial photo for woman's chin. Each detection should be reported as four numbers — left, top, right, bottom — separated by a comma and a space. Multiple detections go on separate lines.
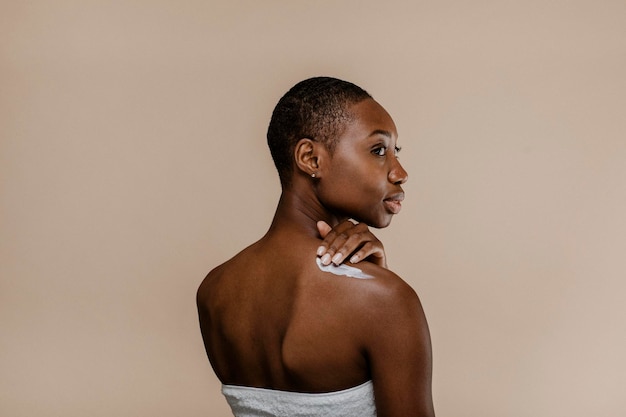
364, 216, 393, 229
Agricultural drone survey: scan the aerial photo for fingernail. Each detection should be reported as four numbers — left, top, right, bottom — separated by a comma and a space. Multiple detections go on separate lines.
331, 253, 342, 265
316, 246, 325, 256
321, 253, 331, 265
350, 255, 359, 263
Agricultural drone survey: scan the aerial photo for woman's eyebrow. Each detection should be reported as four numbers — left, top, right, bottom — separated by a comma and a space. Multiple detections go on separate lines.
368, 129, 392, 138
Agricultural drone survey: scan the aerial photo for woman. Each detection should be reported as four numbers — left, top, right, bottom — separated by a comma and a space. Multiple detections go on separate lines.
197, 77, 434, 416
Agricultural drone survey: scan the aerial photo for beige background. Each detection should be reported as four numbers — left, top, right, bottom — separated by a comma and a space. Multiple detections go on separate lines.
2, 1, 625, 416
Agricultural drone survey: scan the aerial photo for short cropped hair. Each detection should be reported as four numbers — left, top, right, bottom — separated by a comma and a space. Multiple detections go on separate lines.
267, 76, 372, 187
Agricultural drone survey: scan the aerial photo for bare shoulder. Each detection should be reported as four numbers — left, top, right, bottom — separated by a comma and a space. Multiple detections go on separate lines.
339, 262, 423, 315
196, 243, 258, 306
196, 261, 227, 306
314, 260, 429, 346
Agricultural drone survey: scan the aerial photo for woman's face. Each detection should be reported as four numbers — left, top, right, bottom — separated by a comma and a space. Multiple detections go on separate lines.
317, 98, 408, 228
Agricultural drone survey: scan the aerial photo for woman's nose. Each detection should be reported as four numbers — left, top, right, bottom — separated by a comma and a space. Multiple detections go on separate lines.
389, 158, 408, 185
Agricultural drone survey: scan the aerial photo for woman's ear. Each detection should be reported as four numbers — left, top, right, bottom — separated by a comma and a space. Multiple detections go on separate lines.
294, 138, 324, 178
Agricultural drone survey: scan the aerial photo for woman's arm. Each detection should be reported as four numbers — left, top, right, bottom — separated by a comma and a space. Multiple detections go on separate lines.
365, 278, 435, 417
318, 221, 434, 415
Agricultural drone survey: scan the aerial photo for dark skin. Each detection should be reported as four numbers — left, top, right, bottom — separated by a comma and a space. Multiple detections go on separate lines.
197, 98, 434, 416
316, 219, 387, 268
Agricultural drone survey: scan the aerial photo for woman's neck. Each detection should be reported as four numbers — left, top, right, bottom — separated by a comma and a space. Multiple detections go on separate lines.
266, 188, 346, 239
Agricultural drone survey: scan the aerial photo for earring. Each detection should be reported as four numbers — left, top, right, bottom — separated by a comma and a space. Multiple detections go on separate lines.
311, 173, 316, 178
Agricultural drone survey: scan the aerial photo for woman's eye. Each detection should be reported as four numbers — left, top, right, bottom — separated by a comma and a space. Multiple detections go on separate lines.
372, 147, 387, 156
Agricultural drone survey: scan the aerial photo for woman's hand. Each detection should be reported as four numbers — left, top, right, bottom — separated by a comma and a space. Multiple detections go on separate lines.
316, 220, 387, 269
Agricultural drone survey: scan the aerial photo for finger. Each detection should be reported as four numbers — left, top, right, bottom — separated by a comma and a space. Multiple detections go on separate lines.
316, 220, 355, 261
316, 226, 337, 259
322, 231, 351, 265
330, 232, 370, 265
316, 220, 332, 238
348, 242, 387, 268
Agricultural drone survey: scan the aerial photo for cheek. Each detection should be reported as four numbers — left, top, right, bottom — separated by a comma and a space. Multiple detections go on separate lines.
330, 154, 375, 183
325, 160, 371, 195
320, 162, 384, 211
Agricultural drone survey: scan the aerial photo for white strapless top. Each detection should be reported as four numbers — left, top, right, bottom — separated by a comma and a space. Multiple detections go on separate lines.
221, 380, 376, 417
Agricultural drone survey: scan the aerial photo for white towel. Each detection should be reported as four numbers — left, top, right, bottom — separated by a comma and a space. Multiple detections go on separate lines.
221, 380, 376, 417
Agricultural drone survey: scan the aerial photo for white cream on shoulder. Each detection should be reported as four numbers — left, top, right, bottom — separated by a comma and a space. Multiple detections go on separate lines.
315, 257, 374, 279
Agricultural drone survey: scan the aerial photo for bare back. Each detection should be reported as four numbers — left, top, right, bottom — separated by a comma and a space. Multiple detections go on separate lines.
198, 232, 435, 415
197, 235, 377, 393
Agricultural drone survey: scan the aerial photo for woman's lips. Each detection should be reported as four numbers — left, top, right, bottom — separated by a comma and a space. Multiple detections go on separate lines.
383, 193, 404, 214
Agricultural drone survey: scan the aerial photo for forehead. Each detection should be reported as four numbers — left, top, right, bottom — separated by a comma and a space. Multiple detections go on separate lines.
341, 98, 398, 141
